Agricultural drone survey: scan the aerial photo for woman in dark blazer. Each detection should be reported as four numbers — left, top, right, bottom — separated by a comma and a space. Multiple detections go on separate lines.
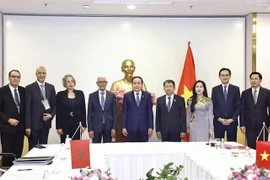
56, 74, 86, 143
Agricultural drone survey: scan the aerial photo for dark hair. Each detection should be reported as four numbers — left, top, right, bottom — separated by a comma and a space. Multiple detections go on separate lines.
132, 76, 144, 84
163, 80, 175, 87
219, 68, 231, 76
249, 72, 262, 80
190, 80, 208, 113
8, 70, 21, 77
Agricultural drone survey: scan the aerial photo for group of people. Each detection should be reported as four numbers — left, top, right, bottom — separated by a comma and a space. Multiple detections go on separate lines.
0, 60, 269, 167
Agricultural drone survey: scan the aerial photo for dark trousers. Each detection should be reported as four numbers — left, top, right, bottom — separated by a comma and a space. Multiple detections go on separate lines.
0, 131, 24, 167
127, 128, 148, 142
60, 125, 80, 143
93, 124, 112, 143
246, 128, 268, 149
214, 124, 237, 142
28, 123, 49, 150
161, 131, 181, 142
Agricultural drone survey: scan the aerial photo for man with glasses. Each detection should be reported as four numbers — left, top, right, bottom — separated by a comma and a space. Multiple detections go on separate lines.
25, 66, 56, 149
0, 70, 25, 166
88, 77, 117, 143
211, 68, 241, 142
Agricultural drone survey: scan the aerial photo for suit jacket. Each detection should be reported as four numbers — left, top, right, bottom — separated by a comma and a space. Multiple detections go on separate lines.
56, 90, 86, 130
0, 85, 25, 134
240, 87, 270, 130
211, 84, 241, 126
122, 90, 153, 133
87, 90, 117, 133
25, 81, 56, 130
155, 94, 186, 135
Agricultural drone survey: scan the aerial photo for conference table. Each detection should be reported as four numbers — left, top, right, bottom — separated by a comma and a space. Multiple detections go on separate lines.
0, 142, 255, 180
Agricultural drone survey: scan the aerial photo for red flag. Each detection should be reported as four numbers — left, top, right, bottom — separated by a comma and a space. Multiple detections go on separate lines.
256, 141, 270, 170
70, 139, 90, 169
177, 42, 196, 142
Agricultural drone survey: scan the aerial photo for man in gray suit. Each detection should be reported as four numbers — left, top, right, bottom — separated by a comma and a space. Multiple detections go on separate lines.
88, 77, 117, 143
25, 66, 56, 149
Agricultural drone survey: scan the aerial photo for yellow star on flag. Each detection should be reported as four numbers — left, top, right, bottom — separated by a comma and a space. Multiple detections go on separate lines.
260, 150, 269, 161
180, 85, 193, 107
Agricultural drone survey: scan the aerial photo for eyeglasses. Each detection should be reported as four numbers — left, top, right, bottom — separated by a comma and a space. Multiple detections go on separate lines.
97, 81, 107, 84
10, 76, 21, 79
220, 74, 230, 77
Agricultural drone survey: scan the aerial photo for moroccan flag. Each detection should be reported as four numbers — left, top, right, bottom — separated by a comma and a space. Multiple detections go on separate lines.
177, 42, 196, 142
256, 141, 270, 170
70, 139, 90, 169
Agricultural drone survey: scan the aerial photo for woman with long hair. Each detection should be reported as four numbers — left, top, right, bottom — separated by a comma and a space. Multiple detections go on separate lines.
187, 80, 214, 142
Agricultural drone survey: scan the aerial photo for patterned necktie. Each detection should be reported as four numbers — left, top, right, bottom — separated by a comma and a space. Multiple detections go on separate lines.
14, 89, 20, 113
136, 93, 140, 107
167, 96, 171, 112
253, 89, 257, 104
100, 92, 105, 110
14, 89, 20, 105
224, 85, 228, 102
40, 85, 46, 100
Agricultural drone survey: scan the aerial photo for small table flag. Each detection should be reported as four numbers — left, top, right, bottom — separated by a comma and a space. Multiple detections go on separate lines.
70, 139, 90, 169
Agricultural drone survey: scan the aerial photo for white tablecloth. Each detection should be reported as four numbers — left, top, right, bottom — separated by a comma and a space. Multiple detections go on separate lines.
0, 142, 255, 180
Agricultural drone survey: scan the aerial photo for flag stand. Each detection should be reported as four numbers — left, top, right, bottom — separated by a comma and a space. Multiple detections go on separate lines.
71, 121, 84, 140
256, 122, 270, 141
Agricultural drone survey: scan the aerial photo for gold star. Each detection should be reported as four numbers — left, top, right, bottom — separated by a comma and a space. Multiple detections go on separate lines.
180, 85, 193, 108
260, 150, 269, 161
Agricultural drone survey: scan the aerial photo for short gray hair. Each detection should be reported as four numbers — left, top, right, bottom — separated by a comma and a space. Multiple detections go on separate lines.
62, 74, 76, 88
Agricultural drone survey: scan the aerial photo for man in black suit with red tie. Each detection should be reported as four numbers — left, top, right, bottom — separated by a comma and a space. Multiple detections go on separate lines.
156, 80, 186, 142
0, 70, 25, 166
121, 76, 153, 142
240, 72, 270, 149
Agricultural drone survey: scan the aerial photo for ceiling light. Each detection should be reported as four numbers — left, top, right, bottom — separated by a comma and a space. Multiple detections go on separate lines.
92, 1, 174, 5
127, 5, 136, 10
245, 1, 270, 5
83, 5, 90, 10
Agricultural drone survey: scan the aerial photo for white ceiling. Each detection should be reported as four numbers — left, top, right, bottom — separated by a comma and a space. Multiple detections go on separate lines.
0, 0, 270, 16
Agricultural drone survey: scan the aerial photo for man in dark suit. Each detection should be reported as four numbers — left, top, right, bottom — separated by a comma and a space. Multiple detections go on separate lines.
88, 77, 117, 143
122, 76, 153, 142
0, 70, 25, 166
156, 80, 186, 142
211, 68, 241, 142
240, 72, 270, 149
25, 66, 56, 150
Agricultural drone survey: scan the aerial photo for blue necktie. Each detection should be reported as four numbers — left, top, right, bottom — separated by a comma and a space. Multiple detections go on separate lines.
224, 86, 227, 102
14, 89, 20, 113
136, 93, 140, 107
100, 92, 105, 110
167, 96, 171, 112
100, 92, 105, 123
14, 89, 20, 106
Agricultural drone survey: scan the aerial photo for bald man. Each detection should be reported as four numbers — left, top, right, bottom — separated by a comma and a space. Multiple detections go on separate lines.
25, 66, 56, 149
87, 77, 117, 143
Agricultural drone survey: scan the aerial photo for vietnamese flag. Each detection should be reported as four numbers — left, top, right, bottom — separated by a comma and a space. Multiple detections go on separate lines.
256, 141, 270, 170
177, 42, 196, 142
70, 139, 90, 169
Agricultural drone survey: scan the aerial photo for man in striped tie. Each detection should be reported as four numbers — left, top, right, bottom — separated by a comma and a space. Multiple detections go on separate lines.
0, 70, 25, 166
